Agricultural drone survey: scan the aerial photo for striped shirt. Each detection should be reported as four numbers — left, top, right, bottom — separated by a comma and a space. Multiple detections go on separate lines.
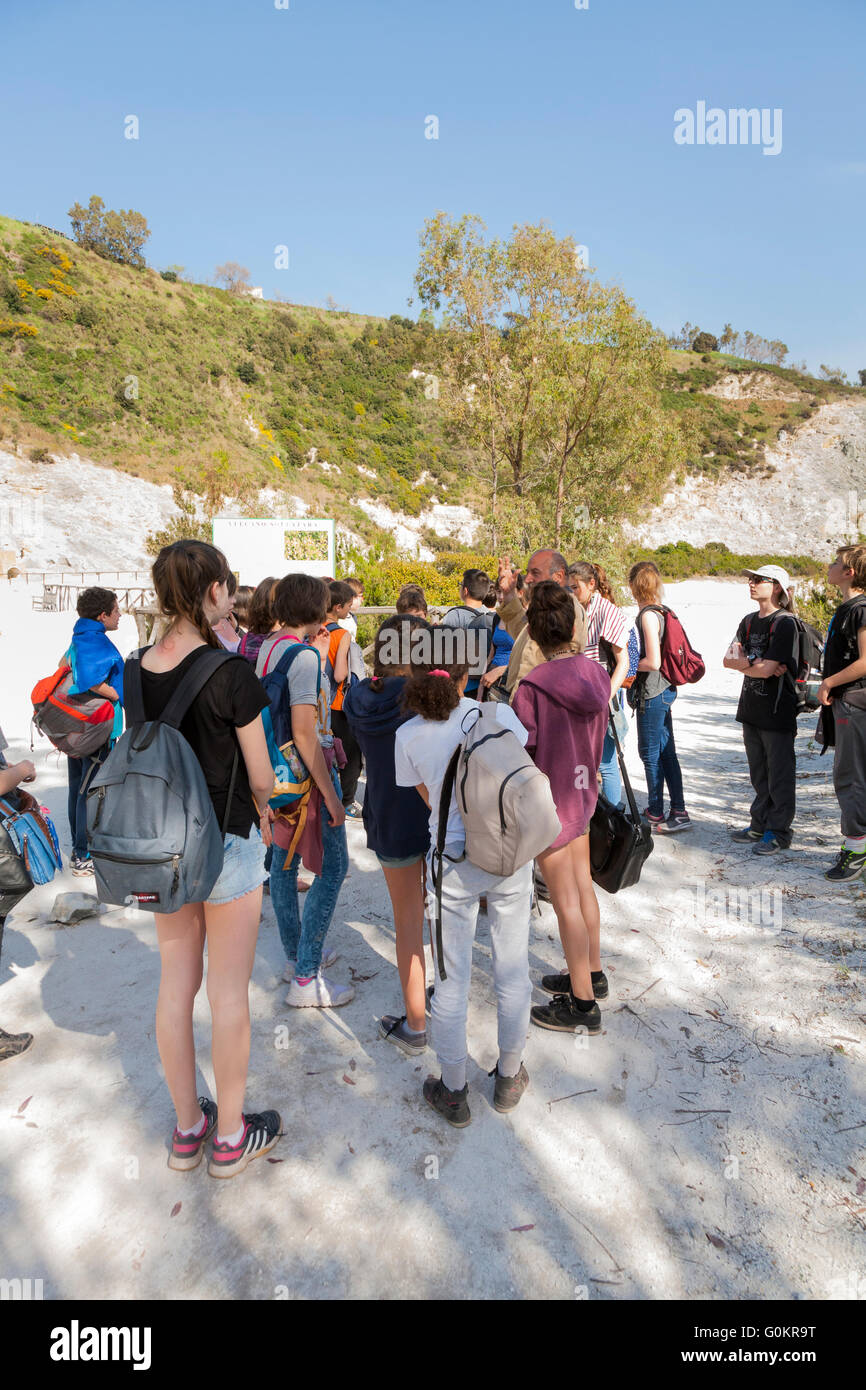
583, 591, 628, 666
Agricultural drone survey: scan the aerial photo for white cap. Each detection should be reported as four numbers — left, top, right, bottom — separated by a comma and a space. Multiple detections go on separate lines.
745, 564, 791, 598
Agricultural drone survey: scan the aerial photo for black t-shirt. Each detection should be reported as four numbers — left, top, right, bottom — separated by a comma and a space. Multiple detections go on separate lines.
139, 648, 268, 837
734, 611, 798, 732
823, 595, 866, 696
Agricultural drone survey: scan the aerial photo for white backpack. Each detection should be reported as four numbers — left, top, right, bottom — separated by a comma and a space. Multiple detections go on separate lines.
432, 705, 560, 978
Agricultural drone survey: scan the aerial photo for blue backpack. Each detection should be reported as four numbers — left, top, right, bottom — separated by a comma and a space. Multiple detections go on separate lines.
599, 626, 640, 688
259, 641, 320, 811
0, 793, 62, 886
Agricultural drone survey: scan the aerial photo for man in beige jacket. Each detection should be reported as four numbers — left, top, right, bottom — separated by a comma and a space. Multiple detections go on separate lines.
495, 549, 587, 694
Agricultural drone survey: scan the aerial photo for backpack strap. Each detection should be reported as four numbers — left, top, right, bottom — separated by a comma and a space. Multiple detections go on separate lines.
270, 640, 321, 696
122, 648, 148, 727
431, 746, 465, 982
155, 648, 240, 730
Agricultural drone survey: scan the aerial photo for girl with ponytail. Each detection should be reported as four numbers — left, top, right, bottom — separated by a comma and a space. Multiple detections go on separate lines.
567, 560, 632, 808
343, 616, 433, 1053
393, 627, 535, 1126
140, 540, 282, 1177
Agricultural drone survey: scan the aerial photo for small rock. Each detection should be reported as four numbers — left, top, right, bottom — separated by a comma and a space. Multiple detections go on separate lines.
49, 892, 100, 924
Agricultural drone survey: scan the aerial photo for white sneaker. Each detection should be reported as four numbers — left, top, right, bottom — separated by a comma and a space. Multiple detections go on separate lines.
285, 973, 355, 1008
281, 949, 338, 983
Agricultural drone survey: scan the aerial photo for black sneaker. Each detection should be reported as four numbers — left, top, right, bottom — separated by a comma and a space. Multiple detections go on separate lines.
422, 1076, 471, 1128
753, 832, 785, 856
208, 1110, 282, 1178
378, 1013, 427, 1056
489, 1062, 529, 1113
825, 847, 866, 882
658, 811, 692, 834
531, 994, 602, 1034
540, 970, 609, 1000
0, 1027, 34, 1064
731, 826, 762, 843
168, 1097, 218, 1171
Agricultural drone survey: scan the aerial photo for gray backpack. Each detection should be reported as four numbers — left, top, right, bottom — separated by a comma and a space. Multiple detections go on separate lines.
86, 648, 240, 912
432, 705, 561, 977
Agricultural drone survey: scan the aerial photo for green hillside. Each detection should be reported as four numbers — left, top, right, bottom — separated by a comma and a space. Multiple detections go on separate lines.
0, 212, 857, 552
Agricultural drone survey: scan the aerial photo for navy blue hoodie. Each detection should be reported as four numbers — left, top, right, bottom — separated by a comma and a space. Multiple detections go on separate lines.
343, 676, 430, 860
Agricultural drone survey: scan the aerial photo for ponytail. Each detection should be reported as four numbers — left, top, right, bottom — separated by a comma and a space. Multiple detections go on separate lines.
152, 540, 230, 648
568, 560, 616, 603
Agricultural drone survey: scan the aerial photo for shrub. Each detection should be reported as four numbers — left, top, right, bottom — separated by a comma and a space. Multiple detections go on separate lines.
160, 270, 178, 282
28, 446, 53, 463
237, 359, 257, 384
692, 332, 719, 354
75, 302, 99, 328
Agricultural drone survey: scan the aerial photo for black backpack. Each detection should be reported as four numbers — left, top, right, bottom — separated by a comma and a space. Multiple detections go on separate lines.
745, 612, 824, 716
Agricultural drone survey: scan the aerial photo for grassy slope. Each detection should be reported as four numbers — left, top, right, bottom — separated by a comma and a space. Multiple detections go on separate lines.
0, 214, 476, 548
0, 213, 858, 552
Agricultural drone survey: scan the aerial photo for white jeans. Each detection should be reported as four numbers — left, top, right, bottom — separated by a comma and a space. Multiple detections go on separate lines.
427, 846, 533, 1092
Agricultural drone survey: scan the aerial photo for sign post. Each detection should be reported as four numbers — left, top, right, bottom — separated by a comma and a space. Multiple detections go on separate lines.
211, 517, 336, 584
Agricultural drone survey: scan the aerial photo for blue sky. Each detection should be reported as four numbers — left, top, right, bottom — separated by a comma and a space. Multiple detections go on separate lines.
3, 0, 864, 376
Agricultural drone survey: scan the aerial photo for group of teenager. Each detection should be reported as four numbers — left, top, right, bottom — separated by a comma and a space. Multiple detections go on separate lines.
1, 538, 864, 1175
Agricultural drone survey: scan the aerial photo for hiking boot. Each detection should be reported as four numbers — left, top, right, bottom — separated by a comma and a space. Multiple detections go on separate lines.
378, 1014, 427, 1055
208, 1110, 282, 1178
285, 972, 355, 1007
168, 1097, 218, 1171
540, 969, 609, 1000
753, 831, 785, 856
422, 1076, 471, 1128
0, 1027, 34, 1064
282, 948, 338, 983
530, 994, 602, 1034
658, 811, 692, 833
70, 856, 94, 876
731, 826, 763, 843
825, 847, 866, 882
490, 1062, 529, 1113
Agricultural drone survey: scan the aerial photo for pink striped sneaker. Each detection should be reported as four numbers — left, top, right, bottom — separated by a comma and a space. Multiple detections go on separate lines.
168, 1097, 217, 1171
208, 1111, 282, 1179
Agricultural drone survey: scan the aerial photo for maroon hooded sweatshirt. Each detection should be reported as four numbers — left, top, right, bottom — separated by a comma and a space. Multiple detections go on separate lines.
512, 653, 611, 849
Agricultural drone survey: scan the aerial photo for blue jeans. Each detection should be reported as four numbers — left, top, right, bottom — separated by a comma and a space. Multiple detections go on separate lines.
269, 786, 349, 977
67, 746, 108, 860
599, 700, 629, 807
636, 688, 685, 818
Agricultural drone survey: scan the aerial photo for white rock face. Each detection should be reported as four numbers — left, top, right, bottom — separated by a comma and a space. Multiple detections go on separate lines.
422, 502, 480, 546
625, 400, 866, 556
352, 499, 435, 559
0, 450, 179, 571
705, 370, 806, 403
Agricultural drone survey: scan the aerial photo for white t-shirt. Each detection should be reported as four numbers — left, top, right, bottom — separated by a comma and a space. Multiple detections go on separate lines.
338, 614, 358, 639
394, 697, 528, 847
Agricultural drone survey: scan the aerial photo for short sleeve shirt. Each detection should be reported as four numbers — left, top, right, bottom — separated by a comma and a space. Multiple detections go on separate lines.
395, 698, 528, 846
583, 593, 628, 665
734, 611, 799, 731
139, 649, 268, 836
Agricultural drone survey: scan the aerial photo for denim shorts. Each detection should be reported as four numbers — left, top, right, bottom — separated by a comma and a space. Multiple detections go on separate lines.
207, 829, 266, 905
376, 851, 424, 869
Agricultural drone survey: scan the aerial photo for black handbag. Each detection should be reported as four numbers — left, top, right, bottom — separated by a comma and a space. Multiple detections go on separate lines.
589, 712, 653, 893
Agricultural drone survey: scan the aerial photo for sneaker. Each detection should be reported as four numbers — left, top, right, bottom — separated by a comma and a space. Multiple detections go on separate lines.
658, 811, 692, 833
423, 1076, 471, 1128
343, 801, 364, 818
208, 1110, 282, 1179
282, 948, 338, 983
530, 993, 602, 1034
641, 811, 665, 831
284, 972, 355, 1008
70, 856, 94, 876
378, 1014, 427, 1056
540, 969, 609, 999
731, 826, 762, 843
0, 1027, 34, 1064
753, 831, 784, 856
490, 1061, 529, 1113
825, 847, 866, 882
168, 1097, 218, 1171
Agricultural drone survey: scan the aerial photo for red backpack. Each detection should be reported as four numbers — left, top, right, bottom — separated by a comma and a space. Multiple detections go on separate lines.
640, 605, 706, 687
31, 665, 115, 757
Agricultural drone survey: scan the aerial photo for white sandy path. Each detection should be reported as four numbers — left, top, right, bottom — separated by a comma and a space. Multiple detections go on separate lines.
0, 579, 864, 1301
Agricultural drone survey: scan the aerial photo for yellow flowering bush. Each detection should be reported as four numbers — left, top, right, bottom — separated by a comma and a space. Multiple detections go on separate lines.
0, 319, 39, 337
14, 278, 33, 298
38, 245, 73, 272
35, 287, 53, 300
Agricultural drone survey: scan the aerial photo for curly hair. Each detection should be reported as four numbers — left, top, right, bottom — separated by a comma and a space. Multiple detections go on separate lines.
370, 615, 431, 692
401, 627, 469, 721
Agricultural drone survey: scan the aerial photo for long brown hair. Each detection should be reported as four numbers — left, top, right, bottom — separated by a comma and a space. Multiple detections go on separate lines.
152, 540, 230, 648
568, 560, 615, 603
627, 560, 664, 608
246, 576, 278, 636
